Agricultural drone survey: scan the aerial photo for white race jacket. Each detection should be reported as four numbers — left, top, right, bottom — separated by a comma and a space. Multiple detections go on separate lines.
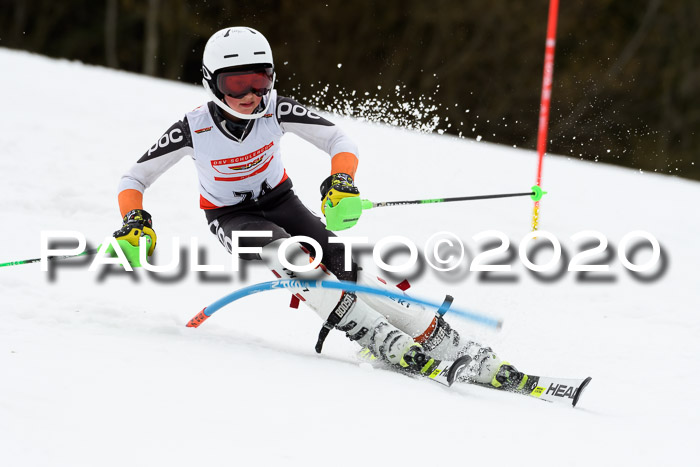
119, 90, 358, 209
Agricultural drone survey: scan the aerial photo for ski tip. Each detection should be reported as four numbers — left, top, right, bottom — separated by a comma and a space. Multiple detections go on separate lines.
572, 376, 592, 407
446, 355, 472, 386
186, 308, 210, 328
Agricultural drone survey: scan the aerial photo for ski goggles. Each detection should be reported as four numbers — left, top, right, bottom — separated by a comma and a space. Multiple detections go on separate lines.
216, 68, 274, 99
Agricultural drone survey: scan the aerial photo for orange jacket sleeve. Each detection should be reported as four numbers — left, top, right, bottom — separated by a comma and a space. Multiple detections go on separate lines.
330, 152, 358, 178
118, 189, 144, 217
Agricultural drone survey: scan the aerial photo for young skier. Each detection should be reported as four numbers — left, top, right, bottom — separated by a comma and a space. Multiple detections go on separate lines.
114, 26, 523, 388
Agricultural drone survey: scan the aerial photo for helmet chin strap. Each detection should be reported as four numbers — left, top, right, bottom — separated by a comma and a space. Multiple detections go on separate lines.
201, 77, 275, 120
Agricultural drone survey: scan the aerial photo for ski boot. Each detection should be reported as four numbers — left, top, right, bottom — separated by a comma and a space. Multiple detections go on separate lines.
399, 343, 439, 375
421, 315, 523, 386
491, 362, 528, 391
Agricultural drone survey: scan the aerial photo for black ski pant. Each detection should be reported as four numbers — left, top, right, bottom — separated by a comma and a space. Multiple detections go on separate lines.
205, 178, 356, 282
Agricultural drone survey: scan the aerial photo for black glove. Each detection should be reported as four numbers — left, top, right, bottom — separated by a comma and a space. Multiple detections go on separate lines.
113, 209, 157, 256
320, 173, 360, 215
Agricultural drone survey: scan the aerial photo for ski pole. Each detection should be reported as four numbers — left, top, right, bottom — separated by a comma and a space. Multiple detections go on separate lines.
325, 186, 547, 230
0, 236, 154, 269
0, 233, 157, 269
364, 185, 547, 209
0, 248, 100, 268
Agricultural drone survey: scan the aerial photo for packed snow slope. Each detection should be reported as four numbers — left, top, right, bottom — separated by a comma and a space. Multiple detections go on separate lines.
1, 49, 698, 467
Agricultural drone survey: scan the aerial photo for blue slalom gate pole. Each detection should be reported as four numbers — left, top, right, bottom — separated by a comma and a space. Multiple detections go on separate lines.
186, 279, 503, 329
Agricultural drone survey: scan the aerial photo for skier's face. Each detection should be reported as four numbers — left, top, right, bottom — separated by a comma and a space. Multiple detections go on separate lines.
224, 93, 263, 115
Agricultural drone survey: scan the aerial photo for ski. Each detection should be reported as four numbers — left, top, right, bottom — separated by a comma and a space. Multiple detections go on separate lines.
358, 348, 591, 406
435, 355, 473, 387
358, 347, 472, 387
460, 374, 593, 407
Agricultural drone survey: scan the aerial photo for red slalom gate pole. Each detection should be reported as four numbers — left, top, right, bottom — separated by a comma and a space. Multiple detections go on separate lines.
531, 0, 559, 231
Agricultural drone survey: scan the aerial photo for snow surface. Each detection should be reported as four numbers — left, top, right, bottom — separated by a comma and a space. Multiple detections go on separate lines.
1, 48, 698, 466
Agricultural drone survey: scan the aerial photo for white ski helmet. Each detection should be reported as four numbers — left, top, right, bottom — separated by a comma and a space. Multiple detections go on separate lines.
202, 27, 276, 120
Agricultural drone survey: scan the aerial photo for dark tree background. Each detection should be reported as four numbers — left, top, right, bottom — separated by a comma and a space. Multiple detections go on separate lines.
2, 0, 698, 180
